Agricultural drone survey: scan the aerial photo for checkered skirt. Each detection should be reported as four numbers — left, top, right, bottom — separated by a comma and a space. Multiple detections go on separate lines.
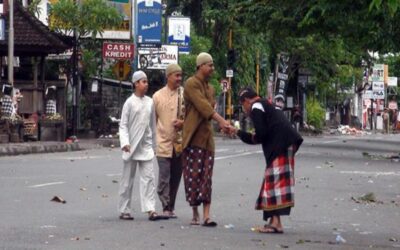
255, 145, 295, 211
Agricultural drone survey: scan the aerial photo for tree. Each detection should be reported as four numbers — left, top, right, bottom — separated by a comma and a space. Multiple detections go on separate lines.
49, 0, 123, 39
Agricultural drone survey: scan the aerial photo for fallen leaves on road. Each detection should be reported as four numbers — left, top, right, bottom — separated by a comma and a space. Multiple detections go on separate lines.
362, 152, 400, 161
351, 192, 384, 204
50, 196, 66, 204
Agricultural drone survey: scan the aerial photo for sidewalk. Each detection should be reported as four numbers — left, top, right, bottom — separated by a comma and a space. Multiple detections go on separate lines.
0, 138, 119, 157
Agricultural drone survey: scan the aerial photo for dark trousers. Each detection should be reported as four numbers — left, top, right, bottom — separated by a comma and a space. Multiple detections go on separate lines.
157, 152, 182, 211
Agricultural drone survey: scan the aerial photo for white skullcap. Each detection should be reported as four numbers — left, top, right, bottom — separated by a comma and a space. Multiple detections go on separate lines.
132, 70, 147, 83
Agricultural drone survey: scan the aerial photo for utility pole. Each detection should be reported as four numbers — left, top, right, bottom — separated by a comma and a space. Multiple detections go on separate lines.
227, 29, 232, 121
256, 50, 260, 95
8, 0, 14, 87
72, 11, 79, 137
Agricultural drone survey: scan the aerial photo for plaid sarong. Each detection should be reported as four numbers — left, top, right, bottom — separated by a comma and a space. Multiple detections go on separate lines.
256, 145, 295, 211
182, 146, 214, 206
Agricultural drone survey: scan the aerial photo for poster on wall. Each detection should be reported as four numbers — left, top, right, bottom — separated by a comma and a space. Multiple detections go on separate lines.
136, 0, 162, 47
167, 17, 191, 54
137, 45, 178, 70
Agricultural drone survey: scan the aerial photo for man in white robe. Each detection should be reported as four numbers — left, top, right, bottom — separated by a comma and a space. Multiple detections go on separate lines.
118, 70, 168, 221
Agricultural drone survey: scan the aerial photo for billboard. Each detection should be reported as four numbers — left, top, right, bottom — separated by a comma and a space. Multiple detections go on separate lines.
103, 42, 134, 59
168, 17, 190, 54
137, 45, 178, 70
136, 0, 162, 47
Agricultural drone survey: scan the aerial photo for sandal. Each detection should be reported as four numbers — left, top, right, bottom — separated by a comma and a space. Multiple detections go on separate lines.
202, 218, 217, 227
190, 218, 200, 225
119, 213, 134, 220
169, 211, 178, 219
255, 225, 283, 234
148, 211, 169, 221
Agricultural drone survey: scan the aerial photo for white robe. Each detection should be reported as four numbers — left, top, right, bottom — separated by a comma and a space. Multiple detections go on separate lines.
119, 94, 156, 161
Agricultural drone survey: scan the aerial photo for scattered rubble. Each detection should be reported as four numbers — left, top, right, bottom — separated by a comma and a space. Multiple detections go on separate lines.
351, 192, 384, 204
50, 196, 66, 204
331, 125, 370, 135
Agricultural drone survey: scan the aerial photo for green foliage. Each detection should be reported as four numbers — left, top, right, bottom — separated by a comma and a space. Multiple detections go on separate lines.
306, 99, 325, 130
49, 0, 123, 38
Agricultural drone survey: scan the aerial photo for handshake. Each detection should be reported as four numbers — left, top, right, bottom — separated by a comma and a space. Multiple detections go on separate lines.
219, 122, 238, 136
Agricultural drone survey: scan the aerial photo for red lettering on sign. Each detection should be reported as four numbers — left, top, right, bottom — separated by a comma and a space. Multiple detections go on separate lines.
103, 42, 134, 59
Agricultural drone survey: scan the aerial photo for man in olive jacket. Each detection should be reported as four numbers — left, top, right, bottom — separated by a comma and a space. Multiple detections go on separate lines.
182, 52, 230, 227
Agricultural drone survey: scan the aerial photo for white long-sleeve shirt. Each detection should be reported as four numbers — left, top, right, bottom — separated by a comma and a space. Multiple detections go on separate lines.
119, 94, 156, 161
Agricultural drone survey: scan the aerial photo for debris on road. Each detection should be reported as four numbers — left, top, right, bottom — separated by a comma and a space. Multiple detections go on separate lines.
359, 192, 376, 202
80, 187, 87, 191
224, 224, 235, 229
50, 196, 66, 204
335, 234, 347, 244
112, 180, 119, 183
331, 125, 368, 135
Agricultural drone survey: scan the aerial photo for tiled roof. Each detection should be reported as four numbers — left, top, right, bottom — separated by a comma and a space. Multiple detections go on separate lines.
0, 1, 72, 56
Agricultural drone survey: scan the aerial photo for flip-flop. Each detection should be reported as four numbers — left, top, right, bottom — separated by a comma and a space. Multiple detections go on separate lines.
202, 218, 217, 227
169, 212, 178, 219
119, 213, 134, 220
256, 225, 283, 234
148, 212, 169, 221
190, 218, 200, 225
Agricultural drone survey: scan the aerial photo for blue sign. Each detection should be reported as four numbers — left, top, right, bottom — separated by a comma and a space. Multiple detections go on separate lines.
167, 17, 191, 54
136, 0, 162, 47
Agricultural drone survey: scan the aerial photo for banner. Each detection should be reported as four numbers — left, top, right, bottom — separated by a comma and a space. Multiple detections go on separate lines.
168, 17, 190, 54
275, 53, 290, 98
136, 0, 162, 47
137, 45, 178, 70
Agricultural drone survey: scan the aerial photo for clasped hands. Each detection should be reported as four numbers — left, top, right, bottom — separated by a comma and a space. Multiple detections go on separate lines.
219, 121, 237, 136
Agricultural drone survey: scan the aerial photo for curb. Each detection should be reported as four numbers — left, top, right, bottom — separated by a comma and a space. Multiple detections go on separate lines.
0, 142, 82, 157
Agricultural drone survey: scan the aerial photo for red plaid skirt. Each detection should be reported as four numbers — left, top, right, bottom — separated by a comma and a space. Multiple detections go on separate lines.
256, 145, 295, 211
182, 147, 214, 206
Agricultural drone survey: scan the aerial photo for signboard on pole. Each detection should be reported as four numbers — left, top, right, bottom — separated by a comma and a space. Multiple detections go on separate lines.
137, 45, 178, 70
136, 0, 162, 47
388, 76, 398, 87
220, 79, 229, 93
103, 42, 135, 60
226, 69, 233, 78
372, 64, 384, 82
275, 53, 290, 98
167, 17, 191, 54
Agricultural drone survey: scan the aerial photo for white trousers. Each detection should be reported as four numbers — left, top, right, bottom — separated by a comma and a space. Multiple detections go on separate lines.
118, 159, 156, 214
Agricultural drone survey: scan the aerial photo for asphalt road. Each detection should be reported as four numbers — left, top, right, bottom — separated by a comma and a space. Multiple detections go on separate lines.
0, 134, 399, 250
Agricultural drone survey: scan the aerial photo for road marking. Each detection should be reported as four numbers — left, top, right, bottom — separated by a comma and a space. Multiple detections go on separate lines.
215, 150, 263, 161
321, 140, 341, 144
28, 182, 65, 188
215, 148, 229, 153
340, 170, 400, 176
106, 173, 121, 177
